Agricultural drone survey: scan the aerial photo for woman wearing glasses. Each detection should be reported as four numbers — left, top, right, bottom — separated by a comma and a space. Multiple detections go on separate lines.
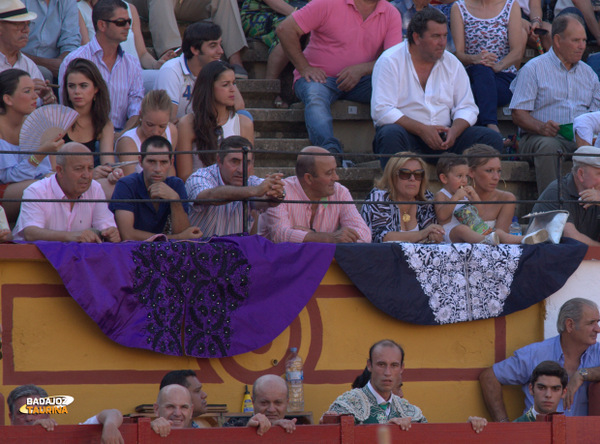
361, 152, 444, 243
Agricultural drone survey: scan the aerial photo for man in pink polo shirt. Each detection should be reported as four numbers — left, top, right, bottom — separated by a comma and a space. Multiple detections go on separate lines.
258, 146, 371, 243
276, 0, 402, 162
13, 142, 120, 243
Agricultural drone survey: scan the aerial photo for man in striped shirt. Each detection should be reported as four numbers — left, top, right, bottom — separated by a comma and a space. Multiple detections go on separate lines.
258, 146, 371, 243
186, 136, 285, 237
510, 13, 600, 194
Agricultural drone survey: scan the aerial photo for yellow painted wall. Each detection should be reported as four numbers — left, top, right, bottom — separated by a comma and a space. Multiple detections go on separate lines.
0, 249, 545, 425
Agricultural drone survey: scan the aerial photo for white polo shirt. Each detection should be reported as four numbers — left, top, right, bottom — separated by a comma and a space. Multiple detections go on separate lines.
155, 54, 196, 119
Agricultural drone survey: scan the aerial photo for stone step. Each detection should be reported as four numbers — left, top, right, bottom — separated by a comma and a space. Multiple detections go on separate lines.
248, 101, 375, 152
253, 138, 310, 167
236, 79, 280, 108
249, 108, 307, 138
242, 40, 269, 79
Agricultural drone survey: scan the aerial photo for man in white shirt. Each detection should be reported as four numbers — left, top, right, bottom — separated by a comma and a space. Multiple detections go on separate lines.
13, 142, 121, 243
371, 8, 503, 168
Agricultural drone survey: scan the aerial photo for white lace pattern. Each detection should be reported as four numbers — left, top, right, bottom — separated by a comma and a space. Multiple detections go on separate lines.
401, 243, 522, 324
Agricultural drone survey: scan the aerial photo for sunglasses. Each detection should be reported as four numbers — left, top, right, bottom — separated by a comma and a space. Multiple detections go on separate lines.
396, 169, 424, 181
102, 18, 132, 27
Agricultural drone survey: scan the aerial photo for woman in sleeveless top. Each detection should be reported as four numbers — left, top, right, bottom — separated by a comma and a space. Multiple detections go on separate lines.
62, 58, 122, 198
62, 59, 114, 167
176, 61, 254, 182
0, 70, 63, 222
361, 152, 444, 243
454, 144, 547, 244
451, 0, 525, 136
116, 90, 178, 177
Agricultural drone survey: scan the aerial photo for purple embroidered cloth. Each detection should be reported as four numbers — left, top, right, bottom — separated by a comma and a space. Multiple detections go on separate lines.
36, 236, 335, 358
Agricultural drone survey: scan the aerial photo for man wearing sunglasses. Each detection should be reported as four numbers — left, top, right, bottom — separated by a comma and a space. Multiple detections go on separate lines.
58, 0, 144, 135
371, 8, 503, 169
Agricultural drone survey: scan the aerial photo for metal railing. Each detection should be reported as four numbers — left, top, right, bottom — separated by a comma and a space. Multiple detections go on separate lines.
1, 147, 598, 235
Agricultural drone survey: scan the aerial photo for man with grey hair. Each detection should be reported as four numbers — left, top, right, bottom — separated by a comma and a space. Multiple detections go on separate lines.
510, 14, 600, 194
7, 384, 56, 429
8, 384, 124, 442
479, 297, 600, 420
12, 142, 120, 242
532, 145, 600, 246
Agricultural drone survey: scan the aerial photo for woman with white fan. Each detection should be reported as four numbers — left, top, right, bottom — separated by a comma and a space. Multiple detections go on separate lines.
0, 69, 65, 222
61, 58, 122, 198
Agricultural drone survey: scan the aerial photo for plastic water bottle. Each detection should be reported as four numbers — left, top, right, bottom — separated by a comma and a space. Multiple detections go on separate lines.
286, 347, 304, 412
509, 216, 522, 235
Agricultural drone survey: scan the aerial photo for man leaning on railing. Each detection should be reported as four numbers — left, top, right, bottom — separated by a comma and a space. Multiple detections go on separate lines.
12, 143, 120, 243
259, 146, 371, 243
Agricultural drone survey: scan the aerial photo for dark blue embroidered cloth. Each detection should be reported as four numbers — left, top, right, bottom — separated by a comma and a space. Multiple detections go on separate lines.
334, 239, 588, 325
36, 236, 335, 358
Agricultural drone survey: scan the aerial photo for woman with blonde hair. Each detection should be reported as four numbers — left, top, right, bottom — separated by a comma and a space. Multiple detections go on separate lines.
456, 144, 547, 244
361, 152, 444, 243
116, 89, 178, 177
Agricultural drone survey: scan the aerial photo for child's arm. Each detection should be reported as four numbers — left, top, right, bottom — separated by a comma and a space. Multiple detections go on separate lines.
463, 186, 480, 202
435, 188, 470, 223
434, 190, 456, 224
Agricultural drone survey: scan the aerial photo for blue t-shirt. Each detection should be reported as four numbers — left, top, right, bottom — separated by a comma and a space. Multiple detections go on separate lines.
109, 172, 189, 234
493, 335, 600, 416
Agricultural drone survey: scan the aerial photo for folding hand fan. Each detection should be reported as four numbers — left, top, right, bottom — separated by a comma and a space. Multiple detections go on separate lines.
19, 105, 79, 150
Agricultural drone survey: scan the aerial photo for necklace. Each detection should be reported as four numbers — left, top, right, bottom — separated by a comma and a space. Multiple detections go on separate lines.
401, 211, 411, 223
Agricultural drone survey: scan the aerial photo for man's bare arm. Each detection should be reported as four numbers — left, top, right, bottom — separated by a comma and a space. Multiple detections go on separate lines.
512, 109, 559, 137
479, 367, 510, 422
23, 226, 101, 243
194, 175, 284, 207
563, 222, 600, 246
277, 17, 326, 82
571, 0, 600, 42
96, 409, 124, 444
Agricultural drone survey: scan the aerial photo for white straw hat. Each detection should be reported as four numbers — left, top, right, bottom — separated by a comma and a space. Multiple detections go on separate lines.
0, 0, 37, 22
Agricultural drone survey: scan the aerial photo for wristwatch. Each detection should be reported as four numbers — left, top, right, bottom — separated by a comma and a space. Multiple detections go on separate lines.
579, 368, 589, 380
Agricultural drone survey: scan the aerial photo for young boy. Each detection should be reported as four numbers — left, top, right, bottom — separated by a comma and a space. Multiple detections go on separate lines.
434, 154, 499, 245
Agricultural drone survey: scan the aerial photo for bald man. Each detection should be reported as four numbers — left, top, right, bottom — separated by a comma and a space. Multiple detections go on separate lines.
259, 146, 371, 243
13, 142, 120, 242
151, 384, 194, 437
224, 375, 296, 435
